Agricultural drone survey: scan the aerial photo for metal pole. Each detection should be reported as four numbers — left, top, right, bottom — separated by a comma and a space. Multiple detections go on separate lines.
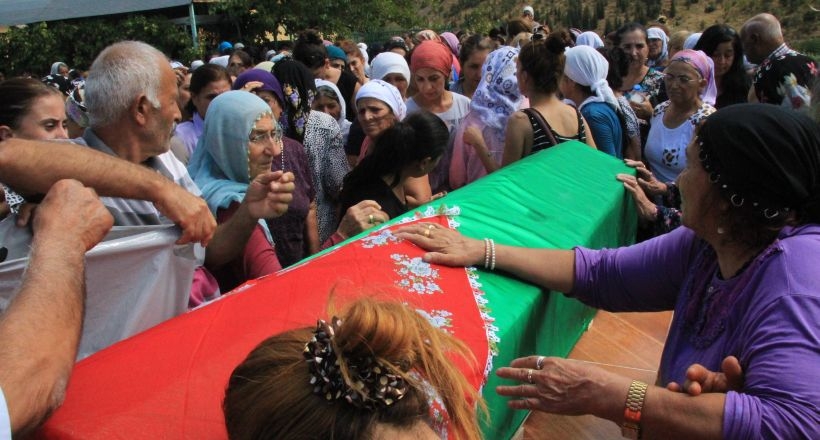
189, 2, 199, 49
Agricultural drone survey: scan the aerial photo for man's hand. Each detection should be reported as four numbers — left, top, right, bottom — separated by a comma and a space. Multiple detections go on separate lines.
243, 171, 295, 220
33, 179, 113, 252
153, 182, 217, 246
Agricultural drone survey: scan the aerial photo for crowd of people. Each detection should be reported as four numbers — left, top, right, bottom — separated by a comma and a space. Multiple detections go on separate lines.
0, 6, 818, 439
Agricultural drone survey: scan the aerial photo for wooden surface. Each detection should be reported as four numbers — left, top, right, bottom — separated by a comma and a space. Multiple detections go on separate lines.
521, 310, 674, 439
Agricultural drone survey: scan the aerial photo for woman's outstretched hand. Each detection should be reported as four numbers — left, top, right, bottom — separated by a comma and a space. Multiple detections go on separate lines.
395, 222, 486, 268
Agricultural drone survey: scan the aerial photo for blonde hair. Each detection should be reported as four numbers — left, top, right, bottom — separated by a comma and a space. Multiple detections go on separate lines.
224, 298, 484, 440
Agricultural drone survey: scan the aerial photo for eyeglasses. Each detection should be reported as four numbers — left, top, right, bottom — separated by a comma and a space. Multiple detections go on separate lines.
249, 129, 282, 143
663, 73, 698, 84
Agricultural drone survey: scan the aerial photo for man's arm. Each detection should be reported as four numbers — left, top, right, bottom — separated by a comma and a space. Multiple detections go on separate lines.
0, 180, 113, 435
0, 139, 215, 245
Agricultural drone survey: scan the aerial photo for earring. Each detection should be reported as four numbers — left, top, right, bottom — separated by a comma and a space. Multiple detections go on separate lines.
717, 226, 725, 235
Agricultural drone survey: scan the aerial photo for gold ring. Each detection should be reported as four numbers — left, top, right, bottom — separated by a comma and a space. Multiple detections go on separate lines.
368, 214, 374, 224
423, 228, 431, 238
527, 369, 533, 384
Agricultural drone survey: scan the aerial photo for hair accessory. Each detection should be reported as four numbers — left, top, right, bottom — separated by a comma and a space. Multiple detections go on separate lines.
304, 318, 408, 409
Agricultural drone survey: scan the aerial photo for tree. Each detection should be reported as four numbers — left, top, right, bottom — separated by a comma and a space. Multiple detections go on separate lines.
211, 0, 432, 42
0, 15, 196, 76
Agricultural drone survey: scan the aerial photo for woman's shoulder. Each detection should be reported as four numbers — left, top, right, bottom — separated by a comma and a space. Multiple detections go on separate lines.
652, 100, 671, 118
690, 103, 716, 125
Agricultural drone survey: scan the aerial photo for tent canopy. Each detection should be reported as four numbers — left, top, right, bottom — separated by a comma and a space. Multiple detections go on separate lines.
0, 0, 192, 26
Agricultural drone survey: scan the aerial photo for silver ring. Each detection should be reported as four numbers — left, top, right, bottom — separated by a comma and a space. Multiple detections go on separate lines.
526, 369, 533, 384
535, 356, 545, 370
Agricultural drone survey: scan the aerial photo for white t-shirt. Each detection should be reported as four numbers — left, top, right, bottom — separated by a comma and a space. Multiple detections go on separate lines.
645, 101, 716, 184
0, 386, 11, 440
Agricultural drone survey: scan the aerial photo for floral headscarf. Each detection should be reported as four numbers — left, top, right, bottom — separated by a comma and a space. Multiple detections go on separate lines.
470, 46, 522, 132
273, 59, 316, 143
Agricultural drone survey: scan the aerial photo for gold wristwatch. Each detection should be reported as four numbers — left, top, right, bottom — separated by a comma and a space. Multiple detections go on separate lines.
622, 380, 648, 439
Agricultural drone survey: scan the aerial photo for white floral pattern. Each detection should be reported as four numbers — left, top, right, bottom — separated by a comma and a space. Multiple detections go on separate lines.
416, 308, 454, 332
360, 228, 401, 248
391, 254, 443, 295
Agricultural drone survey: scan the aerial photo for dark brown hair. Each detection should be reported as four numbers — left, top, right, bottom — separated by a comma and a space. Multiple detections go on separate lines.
518, 29, 573, 95
223, 298, 484, 440
186, 64, 231, 115
0, 77, 63, 129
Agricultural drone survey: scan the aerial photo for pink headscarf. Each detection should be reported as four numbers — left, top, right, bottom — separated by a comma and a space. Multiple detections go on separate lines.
669, 49, 717, 106
410, 40, 453, 77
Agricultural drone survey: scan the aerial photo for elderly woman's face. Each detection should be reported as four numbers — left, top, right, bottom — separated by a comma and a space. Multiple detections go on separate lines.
247, 114, 281, 179
677, 138, 718, 234
619, 30, 649, 67
664, 61, 705, 106
356, 97, 395, 138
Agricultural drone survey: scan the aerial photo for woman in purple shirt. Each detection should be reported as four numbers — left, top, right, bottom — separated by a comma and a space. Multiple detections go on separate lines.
398, 104, 820, 439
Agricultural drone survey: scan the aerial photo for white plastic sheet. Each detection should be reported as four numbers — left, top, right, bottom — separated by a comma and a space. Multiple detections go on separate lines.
0, 222, 197, 359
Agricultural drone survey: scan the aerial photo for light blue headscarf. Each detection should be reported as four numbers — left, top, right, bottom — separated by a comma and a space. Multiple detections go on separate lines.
470, 46, 522, 133
188, 90, 274, 241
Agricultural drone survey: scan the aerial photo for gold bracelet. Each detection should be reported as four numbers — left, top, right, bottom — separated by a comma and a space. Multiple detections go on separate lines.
621, 380, 648, 439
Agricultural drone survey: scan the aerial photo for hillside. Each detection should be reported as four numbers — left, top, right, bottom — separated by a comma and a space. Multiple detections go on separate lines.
432, 0, 818, 52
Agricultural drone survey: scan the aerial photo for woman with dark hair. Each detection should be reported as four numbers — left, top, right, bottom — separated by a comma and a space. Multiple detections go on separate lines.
174, 64, 231, 157
224, 298, 483, 440
0, 77, 69, 218
293, 30, 359, 122
451, 35, 498, 99
399, 104, 820, 440
694, 24, 749, 109
0, 78, 68, 142
227, 49, 252, 78
274, 59, 349, 244
338, 110, 449, 220
613, 23, 667, 123
503, 30, 595, 166
598, 46, 642, 161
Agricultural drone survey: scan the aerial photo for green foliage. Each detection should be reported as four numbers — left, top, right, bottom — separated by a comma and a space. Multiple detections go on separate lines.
212, 0, 433, 42
0, 15, 197, 76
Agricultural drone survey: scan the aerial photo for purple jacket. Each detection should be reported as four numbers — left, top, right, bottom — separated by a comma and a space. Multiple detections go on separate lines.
572, 225, 820, 439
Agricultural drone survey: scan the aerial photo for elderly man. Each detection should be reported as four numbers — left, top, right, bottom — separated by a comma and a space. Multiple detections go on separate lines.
77, 41, 293, 281
740, 13, 818, 112
0, 180, 113, 438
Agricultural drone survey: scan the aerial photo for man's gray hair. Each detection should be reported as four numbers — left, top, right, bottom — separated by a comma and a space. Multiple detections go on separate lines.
85, 41, 167, 128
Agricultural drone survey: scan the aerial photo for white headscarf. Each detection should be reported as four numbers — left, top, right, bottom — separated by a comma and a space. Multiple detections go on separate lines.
683, 32, 702, 50
647, 27, 669, 67
355, 79, 407, 121
563, 45, 618, 111
576, 32, 604, 49
370, 52, 411, 84
314, 78, 352, 138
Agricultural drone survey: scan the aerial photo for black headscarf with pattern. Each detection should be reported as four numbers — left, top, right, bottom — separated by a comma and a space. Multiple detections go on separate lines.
698, 103, 820, 224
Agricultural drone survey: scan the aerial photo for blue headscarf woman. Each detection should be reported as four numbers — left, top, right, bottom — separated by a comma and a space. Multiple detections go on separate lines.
188, 90, 286, 291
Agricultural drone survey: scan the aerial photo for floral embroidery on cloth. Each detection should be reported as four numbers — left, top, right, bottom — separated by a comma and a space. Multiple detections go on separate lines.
392, 254, 443, 295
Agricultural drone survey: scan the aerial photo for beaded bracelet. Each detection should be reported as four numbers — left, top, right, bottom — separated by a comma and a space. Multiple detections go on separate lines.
483, 238, 491, 269
489, 239, 496, 271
